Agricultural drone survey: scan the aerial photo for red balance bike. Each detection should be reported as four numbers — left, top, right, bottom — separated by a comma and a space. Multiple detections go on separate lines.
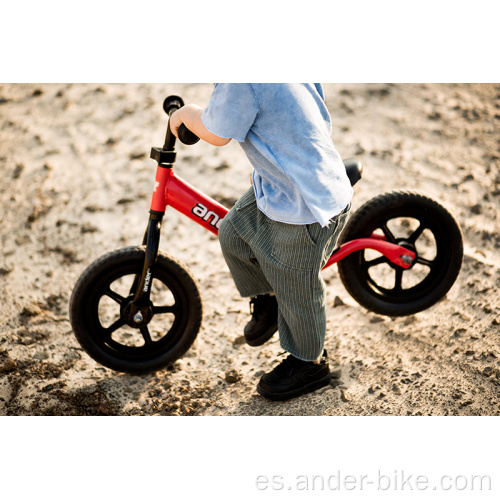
69, 96, 464, 374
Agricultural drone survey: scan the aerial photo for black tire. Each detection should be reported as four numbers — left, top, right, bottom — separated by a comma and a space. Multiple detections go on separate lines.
337, 191, 463, 316
69, 246, 203, 373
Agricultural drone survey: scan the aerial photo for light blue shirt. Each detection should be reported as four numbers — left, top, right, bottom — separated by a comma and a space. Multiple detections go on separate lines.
201, 83, 353, 227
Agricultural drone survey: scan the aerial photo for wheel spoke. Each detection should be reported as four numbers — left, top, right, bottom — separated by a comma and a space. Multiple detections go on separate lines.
152, 305, 179, 315
362, 256, 387, 270
140, 326, 153, 346
104, 287, 126, 304
394, 268, 403, 293
416, 256, 434, 268
103, 317, 126, 338
381, 222, 396, 243
366, 274, 388, 294
408, 222, 426, 244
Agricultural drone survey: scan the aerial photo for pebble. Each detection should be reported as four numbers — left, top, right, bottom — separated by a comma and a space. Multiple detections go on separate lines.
21, 303, 43, 317
63, 351, 82, 360
333, 296, 345, 307
392, 383, 403, 395
232, 335, 246, 347
225, 369, 241, 383
0, 266, 13, 276
370, 316, 385, 324
404, 316, 416, 326
0, 358, 17, 373
482, 367, 495, 377
33, 351, 49, 360
452, 328, 466, 338
340, 390, 351, 402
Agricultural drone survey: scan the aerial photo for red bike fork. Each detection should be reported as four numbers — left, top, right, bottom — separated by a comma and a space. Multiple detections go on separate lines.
126, 165, 169, 325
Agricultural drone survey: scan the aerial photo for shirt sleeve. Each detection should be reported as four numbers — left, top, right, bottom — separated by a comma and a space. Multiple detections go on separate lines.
201, 83, 259, 142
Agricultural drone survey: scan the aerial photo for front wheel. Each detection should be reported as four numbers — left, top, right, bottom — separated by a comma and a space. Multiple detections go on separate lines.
69, 246, 203, 373
337, 191, 463, 316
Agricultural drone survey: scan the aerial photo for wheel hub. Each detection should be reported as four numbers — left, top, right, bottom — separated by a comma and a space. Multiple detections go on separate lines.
122, 299, 153, 328
396, 240, 417, 269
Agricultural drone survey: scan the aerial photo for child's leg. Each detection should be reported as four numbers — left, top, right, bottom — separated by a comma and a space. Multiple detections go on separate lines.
260, 209, 350, 361
218, 188, 273, 297
272, 267, 328, 361
219, 186, 350, 361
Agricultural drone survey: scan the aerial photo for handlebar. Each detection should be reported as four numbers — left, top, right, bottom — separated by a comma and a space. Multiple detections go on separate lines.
163, 95, 200, 146
177, 124, 200, 145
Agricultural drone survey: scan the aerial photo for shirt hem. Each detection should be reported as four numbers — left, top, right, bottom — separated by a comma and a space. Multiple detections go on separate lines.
255, 195, 352, 227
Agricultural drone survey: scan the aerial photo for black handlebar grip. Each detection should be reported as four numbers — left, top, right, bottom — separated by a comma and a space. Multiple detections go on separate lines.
178, 124, 200, 145
163, 95, 184, 116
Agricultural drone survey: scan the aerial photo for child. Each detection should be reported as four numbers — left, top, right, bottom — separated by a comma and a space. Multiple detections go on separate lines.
170, 84, 353, 401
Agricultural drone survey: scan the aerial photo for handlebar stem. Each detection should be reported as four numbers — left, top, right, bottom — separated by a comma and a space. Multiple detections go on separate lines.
163, 120, 177, 150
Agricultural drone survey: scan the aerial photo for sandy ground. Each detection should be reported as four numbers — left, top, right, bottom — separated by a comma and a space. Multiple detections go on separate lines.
0, 83, 499, 416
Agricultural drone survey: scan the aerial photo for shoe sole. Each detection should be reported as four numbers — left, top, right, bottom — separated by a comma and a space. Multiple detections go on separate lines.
245, 323, 278, 347
256, 373, 332, 401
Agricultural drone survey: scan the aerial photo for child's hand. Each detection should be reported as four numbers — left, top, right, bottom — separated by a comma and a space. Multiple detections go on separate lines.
169, 104, 231, 147
169, 109, 183, 138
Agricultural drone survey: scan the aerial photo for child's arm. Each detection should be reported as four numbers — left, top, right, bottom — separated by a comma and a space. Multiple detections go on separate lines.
170, 104, 231, 147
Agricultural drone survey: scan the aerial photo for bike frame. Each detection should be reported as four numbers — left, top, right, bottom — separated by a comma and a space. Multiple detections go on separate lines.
126, 110, 416, 323
153, 166, 415, 272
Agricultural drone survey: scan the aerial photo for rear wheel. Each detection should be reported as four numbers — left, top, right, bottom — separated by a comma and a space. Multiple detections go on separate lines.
337, 191, 463, 316
69, 246, 203, 373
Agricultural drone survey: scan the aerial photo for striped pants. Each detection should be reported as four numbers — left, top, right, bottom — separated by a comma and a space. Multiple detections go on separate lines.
218, 187, 350, 361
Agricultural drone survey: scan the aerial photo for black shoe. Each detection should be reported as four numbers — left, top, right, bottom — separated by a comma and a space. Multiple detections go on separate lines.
244, 294, 278, 346
257, 350, 331, 401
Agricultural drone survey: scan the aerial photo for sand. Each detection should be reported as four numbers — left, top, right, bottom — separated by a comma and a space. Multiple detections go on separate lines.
0, 83, 499, 416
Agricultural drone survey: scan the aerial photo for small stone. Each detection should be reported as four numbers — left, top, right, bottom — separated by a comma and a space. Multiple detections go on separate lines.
392, 383, 403, 395
63, 350, 82, 360
129, 152, 146, 160
21, 303, 43, 317
0, 358, 17, 373
340, 390, 351, 402
482, 367, 495, 377
0, 266, 13, 276
117, 198, 134, 205
225, 369, 241, 383
333, 296, 345, 307
370, 316, 385, 324
465, 350, 475, 356
368, 385, 381, 394
404, 316, 416, 326
232, 335, 246, 346
354, 143, 365, 155
331, 369, 342, 380
452, 328, 466, 338
13, 164, 24, 179
33, 351, 49, 360
470, 204, 482, 214
215, 161, 230, 171
80, 223, 98, 233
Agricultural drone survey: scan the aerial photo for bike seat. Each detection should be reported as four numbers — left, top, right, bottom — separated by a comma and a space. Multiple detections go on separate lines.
343, 158, 363, 186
